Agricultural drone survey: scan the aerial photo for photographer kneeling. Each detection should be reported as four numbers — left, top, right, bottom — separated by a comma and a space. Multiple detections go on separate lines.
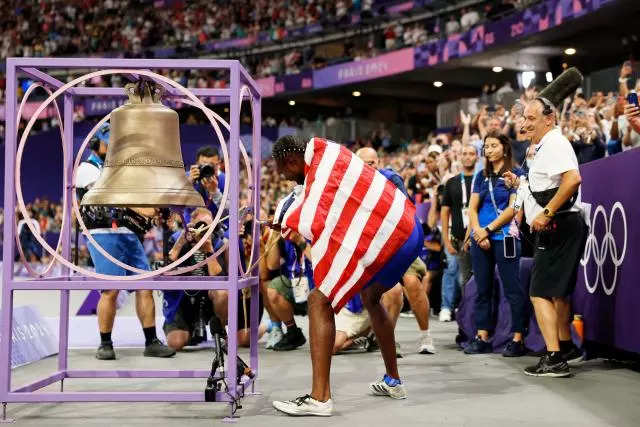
163, 208, 223, 351
209, 221, 266, 348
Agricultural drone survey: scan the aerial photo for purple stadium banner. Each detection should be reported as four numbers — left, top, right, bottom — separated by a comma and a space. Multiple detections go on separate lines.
83, 98, 127, 116
0, 305, 58, 368
573, 149, 640, 354
313, 48, 415, 89
256, 76, 276, 98
275, 70, 313, 95
387, 1, 414, 14
414, 0, 618, 68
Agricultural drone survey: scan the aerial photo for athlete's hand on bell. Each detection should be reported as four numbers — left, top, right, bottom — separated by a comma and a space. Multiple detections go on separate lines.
531, 211, 551, 232
261, 218, 281, 232
189, 165, 200, 183
502, 171, 520, 189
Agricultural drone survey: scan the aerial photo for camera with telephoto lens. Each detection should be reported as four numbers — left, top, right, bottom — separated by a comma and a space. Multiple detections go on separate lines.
196, 164, 216, 182
189, 292, 209, 345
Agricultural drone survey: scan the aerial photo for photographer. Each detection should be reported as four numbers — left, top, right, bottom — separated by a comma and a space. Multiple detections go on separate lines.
209, 219, 266, 348
163, 208, 223, 351
186, 146, 224, 222
264, 229, 311, 351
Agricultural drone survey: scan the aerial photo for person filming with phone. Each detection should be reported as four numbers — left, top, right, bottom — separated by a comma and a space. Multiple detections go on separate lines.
464, 131, 527, 357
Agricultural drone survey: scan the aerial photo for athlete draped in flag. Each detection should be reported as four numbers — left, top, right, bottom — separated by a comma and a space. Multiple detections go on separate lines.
270, 135, 423, 417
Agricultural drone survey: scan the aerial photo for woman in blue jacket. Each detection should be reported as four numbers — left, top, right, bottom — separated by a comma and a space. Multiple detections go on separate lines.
465, 132, 527, 357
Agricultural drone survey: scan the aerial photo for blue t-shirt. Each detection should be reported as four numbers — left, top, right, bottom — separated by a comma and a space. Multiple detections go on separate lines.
472, 168, 522, 241
281, 240, 314, 288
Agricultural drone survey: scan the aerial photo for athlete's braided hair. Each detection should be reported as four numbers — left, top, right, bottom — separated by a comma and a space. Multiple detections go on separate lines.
272, 135, 306, 161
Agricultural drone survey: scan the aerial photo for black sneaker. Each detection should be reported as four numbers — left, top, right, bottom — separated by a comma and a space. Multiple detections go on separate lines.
273, 326, 306, 351
96, 342, 116, 360
144, 338, 177, 358
463, 337, 492, 354
502, 340, 527, 357
562, 345, 585, 366
524, 354, 571, 378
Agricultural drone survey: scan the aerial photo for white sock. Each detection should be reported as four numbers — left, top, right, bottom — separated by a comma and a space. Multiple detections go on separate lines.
420, 329, 430, 337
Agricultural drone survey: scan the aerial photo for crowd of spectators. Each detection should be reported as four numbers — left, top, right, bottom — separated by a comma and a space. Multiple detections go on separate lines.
1, 0, 540, 106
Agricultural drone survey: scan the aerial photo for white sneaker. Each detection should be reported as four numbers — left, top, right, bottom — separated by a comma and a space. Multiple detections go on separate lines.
369, 377, 408, 400
265, 327, 283, 350
418, 331, 436, 354
439, 308, 452, 322
273, 394, 333, 416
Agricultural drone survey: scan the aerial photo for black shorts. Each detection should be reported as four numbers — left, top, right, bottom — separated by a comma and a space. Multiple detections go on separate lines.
163, 292, 264, 335
530, 213, 588, 298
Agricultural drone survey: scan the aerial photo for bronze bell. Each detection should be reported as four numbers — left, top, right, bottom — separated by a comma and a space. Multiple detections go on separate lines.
82, 81, 204, 208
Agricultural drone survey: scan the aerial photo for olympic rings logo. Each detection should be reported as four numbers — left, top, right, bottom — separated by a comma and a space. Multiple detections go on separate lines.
580, 202, 627, 295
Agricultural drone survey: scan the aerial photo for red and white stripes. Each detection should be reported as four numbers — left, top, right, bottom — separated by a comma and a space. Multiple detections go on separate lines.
281, 138, 415, 312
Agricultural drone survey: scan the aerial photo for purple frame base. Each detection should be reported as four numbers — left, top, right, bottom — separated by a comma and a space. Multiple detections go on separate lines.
1, 57, 262, 421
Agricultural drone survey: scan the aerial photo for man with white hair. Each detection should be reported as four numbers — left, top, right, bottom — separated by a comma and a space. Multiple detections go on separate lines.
504, 94, 587, 377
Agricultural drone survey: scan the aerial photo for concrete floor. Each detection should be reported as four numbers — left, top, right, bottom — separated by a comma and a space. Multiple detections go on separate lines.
4, 315, 640, 427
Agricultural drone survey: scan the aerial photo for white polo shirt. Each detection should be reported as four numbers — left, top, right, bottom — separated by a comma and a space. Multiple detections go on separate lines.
518, 127, 582, 225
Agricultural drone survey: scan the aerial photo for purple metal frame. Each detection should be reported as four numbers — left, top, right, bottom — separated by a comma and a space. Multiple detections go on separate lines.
1, 58, 262, 419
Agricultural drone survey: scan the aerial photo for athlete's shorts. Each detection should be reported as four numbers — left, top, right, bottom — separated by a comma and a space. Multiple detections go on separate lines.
368, 216, 424, 290
335, 307, 371, 339
268, 274, 295, 305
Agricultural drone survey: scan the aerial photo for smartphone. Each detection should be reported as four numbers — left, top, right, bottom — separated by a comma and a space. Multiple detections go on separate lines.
628, 92, 639, 108
503, 235, 517, 259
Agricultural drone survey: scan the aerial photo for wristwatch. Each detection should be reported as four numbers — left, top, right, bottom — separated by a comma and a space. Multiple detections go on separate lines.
543, 208, 555, 218
484, 226, 492, 234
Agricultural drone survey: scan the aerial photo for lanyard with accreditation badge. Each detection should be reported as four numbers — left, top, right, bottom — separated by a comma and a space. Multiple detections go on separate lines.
460, 173, 476, 229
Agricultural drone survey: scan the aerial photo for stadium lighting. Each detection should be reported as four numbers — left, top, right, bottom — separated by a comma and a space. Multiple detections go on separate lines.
564, 47, 576, 55
288, 100, 296, 106
492, 66, 503, 73
521, 71, 536, 89
352, 91, 362, 97
546, 72, 553, 83
433, 81, 443, 88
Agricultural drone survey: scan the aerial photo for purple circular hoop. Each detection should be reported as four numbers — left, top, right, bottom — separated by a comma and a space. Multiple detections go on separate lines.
14, 82, 67, 278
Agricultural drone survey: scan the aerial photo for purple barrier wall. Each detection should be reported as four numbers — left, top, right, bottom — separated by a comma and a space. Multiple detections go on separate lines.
573, 149, 639, 354
456, 257, 545, 353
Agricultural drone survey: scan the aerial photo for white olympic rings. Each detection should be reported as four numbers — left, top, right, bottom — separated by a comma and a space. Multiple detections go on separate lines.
580, 202, 627, 296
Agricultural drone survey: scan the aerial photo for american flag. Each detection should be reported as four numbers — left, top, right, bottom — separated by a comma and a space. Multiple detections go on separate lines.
275, 138, 416, 313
